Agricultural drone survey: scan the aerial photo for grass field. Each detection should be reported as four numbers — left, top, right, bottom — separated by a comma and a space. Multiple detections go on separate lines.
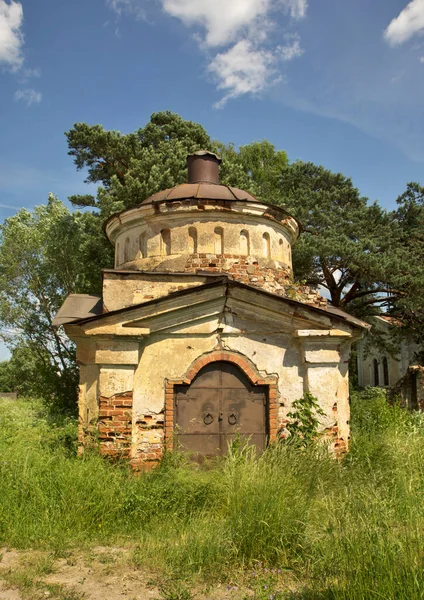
0, 389, 423, 599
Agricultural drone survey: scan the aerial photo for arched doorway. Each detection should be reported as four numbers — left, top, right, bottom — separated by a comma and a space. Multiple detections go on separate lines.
174, 361, 268, 457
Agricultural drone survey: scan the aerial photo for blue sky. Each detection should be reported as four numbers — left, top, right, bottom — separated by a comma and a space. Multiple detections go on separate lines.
0, 0, 424, 359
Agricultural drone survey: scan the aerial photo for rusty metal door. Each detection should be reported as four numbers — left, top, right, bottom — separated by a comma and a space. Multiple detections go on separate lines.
174, 362, 267, 457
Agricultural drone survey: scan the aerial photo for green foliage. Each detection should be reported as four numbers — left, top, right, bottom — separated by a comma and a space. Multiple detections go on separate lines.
0, 359, 14, 392
0, 196, 112, 411
388, 182, 424, 341
66, 112, 278, 262
2, 394, 424, 599
5, 346, 78, 404
350, 386, 410, 435
66, 112, 289, 221
158, 581, 193, 600
217, 139, 288, 203
0, 112, 292, 410
285, 392, 325, 447
65, 113, 424, 339
278, 162, 401, 316
66, 111, 214, 219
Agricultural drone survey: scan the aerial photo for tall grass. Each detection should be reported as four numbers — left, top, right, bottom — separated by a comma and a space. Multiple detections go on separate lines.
1, 391, 423, 598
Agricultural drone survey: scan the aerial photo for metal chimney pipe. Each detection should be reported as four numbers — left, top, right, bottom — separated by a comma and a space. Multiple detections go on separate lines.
187, 151, 222, 185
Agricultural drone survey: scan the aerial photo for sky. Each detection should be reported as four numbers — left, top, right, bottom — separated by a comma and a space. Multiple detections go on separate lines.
0, 0, 424, 359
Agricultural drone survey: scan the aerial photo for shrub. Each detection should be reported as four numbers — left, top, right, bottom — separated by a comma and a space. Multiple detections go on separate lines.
285, 392, 325, 446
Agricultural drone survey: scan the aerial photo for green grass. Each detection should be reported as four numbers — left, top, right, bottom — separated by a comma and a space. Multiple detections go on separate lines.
0, 391, 423, 599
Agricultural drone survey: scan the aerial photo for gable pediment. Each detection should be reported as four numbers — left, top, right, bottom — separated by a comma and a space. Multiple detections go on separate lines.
64, 280, 357, 339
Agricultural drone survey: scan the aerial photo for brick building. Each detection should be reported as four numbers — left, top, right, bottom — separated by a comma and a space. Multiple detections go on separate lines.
54, 151, 368, 467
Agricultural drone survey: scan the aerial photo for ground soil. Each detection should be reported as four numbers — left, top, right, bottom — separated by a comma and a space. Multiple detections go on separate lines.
0, 546, 242, 600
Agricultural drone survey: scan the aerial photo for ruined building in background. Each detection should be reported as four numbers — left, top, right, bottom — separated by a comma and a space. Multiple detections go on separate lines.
54, 151, 369, 467
357, 315, 423, 410
356, 316, 417, 390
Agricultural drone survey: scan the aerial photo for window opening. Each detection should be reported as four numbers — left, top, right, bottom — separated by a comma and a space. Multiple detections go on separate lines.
214, 227, 224, 254
262, 232, 271, 258
188, 227, 198, 253
240, 230, 250, 255
124, 237, 130, 263
383, 357, 389, 387
161, 229, 171, 256
139, 233, 147, 258
279, 238, 285, 261
373, 359, 379, 387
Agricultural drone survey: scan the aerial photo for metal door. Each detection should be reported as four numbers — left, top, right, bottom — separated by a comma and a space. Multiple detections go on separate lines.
174, 362, 267, 457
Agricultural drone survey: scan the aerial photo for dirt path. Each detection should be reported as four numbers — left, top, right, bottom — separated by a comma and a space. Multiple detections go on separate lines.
0, 547, 238, 600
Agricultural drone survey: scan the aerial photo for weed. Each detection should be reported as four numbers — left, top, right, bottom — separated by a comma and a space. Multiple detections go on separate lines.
1, 395, 424, 599
158, 580, 193, 600
242, 562, 289, 599
285, 392, 325, 446
1, 565, 84, 600
96, 552, 116, 564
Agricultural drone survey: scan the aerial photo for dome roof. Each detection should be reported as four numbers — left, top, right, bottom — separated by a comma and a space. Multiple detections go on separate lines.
142, 182, 258, 205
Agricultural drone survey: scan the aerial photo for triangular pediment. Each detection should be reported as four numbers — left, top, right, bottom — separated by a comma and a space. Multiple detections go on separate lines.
64, 280, 359, 339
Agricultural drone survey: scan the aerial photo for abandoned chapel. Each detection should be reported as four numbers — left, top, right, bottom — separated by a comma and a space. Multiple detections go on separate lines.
54, 151, 369, 467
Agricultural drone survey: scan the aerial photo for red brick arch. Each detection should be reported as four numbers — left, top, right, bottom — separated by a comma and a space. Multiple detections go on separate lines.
164, 350, 279, 449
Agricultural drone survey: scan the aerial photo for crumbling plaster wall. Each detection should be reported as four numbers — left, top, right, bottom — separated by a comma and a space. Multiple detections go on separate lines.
131, 327, 351, 462
74, 318, 353, 464
102, 273, 210, 312
102, 269, 327, 316
115, 211, 293, 270
301, 340, 351, 449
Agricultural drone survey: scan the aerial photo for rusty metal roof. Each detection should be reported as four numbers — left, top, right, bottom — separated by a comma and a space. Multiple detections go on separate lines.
142, 182, 258, 205
103, 150, 302, 235
52, 294, 102, 327
142, 152, 252, 202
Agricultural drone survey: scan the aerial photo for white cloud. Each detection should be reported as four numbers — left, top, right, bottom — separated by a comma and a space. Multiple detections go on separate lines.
106, 0, 307, 105
106, 0, 147, 20
162, 0, 306, 47
163, 0, 269, 47
0, 202, 21, 209
279, 33, 304, 60
16, 66, 40, 84
419, 55, 424, 62
0, 0, 24, 71
384, 0, 424, 46
208, 32, 304, 107
14, 88, 42, 106
22, 66, 40, 78
209, 40, 278, 107
284, 0, 307, 19
161, 0, 307, 105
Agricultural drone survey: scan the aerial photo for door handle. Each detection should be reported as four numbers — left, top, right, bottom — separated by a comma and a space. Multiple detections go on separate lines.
203, 412, 214, 425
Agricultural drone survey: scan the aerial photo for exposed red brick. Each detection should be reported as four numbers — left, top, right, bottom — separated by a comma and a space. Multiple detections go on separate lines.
111, 399, 132, 408
93, 392, 134, 462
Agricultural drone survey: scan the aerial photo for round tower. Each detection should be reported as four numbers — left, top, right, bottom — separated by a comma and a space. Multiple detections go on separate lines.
104, 151, 300, 296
